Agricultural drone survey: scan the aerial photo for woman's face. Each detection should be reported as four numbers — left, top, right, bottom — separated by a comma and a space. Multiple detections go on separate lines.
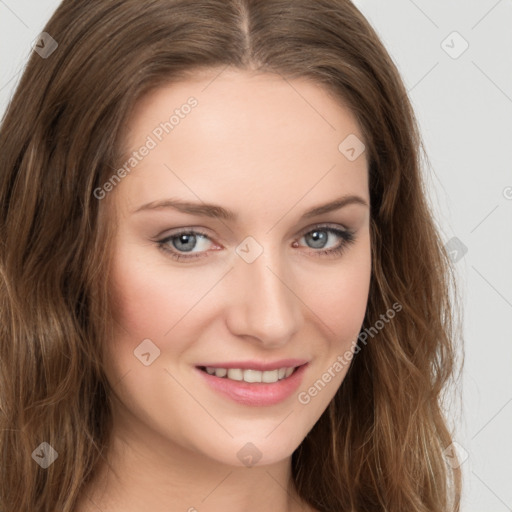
105, 68, 371, 468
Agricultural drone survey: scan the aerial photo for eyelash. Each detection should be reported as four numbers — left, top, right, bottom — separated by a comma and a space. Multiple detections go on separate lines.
156, 225, 356, 262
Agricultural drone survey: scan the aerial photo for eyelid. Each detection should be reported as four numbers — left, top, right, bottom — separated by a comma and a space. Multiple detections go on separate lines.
297, 222, 351, 236
153, 225, 213, 240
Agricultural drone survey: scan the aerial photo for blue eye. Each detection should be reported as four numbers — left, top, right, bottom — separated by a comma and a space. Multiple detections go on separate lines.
156, 225, 356, 262
166, 232, 209, 253
298, 226, 356, 258
299, 227, 354, 254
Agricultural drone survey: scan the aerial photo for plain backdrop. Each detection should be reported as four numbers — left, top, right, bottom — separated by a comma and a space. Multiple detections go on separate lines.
1, 1, 511, 510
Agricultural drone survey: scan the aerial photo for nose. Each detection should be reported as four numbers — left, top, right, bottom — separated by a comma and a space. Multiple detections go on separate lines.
224, 246, 303, 348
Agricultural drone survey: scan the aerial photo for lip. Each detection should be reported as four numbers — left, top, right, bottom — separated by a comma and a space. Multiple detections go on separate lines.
195, 362, 309, 406
194, 358, 308, 371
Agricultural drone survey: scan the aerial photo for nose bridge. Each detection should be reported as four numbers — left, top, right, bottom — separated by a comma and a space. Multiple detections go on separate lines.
226, 241, 302, 344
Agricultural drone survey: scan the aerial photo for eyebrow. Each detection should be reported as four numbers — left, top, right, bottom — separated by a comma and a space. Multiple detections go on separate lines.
131, 194, 368, 221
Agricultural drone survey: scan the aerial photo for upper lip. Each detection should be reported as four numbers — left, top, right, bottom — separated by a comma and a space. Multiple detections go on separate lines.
196, 359, 309, 371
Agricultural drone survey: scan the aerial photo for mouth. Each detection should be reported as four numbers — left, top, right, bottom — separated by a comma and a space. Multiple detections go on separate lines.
195, 362, 309, 406
196, 364, 303, 383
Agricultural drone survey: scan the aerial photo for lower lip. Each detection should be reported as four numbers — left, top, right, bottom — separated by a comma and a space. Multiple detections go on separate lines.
195, 364, 308, 406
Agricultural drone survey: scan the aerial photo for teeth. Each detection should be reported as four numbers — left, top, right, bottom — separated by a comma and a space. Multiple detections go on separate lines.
262, 369, 279, 383
214, 368, 227, 378
243, 369, 262, 383
204, 366, 297, 383
227, 368, 243, 381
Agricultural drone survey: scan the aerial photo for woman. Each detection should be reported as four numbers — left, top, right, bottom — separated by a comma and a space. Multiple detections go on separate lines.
0, 1, 463, 511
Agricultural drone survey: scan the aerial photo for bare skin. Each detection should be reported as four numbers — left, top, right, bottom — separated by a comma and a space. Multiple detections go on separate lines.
76, 67, 371, 512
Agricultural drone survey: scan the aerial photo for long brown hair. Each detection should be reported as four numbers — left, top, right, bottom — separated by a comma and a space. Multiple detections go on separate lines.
0, 1, 463, 510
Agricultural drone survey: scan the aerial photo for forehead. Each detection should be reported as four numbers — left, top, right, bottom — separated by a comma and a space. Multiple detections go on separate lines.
116, 68, 369, 219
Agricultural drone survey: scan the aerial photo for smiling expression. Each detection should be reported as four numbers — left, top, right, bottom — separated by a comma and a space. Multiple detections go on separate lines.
104, 67, 372, 467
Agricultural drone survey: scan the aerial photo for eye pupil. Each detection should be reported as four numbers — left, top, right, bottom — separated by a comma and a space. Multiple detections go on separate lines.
173, 233, 196, 252
307, 230, 328, 249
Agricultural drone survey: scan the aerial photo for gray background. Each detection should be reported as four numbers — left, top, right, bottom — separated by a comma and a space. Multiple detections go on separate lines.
1, 1, 511, 509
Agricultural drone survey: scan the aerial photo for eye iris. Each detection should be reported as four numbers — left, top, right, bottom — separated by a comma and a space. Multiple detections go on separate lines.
173, 233, 197, 252
306, 230, 328, 249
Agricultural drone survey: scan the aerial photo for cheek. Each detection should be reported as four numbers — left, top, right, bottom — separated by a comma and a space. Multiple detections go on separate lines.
109, 245, 215, 340
307, 241, 372, 348
109, 259, 170, 338
327, 266, 370, 333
